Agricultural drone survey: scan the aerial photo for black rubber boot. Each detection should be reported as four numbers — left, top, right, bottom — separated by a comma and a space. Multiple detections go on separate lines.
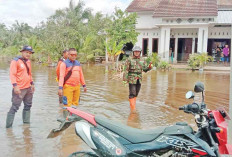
6, 113, 15, 128
23, 110, 31, 124
57, 110, 69, 123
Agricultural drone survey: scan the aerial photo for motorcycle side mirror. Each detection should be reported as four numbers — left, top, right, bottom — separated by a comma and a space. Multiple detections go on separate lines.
194, 82, 204, 93
186, 91, 194, 99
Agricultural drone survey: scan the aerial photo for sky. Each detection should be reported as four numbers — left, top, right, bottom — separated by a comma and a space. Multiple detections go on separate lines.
0, 0, 133, 27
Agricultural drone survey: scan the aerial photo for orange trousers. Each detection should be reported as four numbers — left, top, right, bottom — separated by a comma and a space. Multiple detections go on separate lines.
63, 84, 80, 107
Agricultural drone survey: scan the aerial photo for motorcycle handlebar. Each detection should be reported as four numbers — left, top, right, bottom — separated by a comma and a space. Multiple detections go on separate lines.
179, 106, 184, 110
179, 103, 201, 114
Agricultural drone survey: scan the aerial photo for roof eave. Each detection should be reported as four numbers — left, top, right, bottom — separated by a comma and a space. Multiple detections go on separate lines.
153, 14, 218, 18
136, 26, 159, 30
127, 9, 155, 13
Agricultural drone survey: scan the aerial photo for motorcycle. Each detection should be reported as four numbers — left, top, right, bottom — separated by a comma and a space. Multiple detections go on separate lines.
48, 82, 232, 157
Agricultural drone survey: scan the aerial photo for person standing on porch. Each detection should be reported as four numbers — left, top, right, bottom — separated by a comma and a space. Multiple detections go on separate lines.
169, 48, 174, 64
223, 44, 230, 66
6, 46, 35, 128
216, 46, 222, 64
123, 46, 153, 112
58, 48, 87, 118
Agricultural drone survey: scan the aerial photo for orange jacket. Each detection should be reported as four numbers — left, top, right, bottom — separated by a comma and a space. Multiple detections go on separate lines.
10, 57, 33, 89
58, 59, 86, 89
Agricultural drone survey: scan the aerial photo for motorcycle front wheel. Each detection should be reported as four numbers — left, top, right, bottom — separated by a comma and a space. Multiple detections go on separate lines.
68, 151, 98, 157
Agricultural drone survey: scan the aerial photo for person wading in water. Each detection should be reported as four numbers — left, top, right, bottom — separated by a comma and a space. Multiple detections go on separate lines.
6, 45, 35, 128
56, 49, 69, 105
123, 46, 153, 112
58, 48, 87, 119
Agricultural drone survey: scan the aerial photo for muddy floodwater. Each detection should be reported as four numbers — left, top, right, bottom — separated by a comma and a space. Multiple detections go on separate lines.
0, 58, 230, 157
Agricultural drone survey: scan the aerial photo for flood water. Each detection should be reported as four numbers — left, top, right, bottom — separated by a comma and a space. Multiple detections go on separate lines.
0, 58, 230, 157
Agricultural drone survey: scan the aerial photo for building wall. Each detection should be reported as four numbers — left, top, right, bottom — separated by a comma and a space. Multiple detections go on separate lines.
162, 17, 215, 25
135, 13, 232, 61
209, 27, 231, 38
136, 12, 162, 29
170, 28, 198, 38
135, 29, 161, 56
136, 28, 198, 57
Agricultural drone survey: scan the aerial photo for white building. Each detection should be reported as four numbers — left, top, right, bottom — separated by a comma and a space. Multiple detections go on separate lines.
127, 0, 232, 62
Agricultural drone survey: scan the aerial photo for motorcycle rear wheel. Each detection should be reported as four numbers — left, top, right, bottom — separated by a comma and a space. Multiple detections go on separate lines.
68, 151, 98, 157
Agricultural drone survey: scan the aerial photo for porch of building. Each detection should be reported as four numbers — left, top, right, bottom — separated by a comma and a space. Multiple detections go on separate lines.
142, 26, 232, 64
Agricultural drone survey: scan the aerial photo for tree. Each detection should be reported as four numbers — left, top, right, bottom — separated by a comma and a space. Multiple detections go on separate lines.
105, 8, 139, 62
0, 23, 8, 48
0, 0, 138, 64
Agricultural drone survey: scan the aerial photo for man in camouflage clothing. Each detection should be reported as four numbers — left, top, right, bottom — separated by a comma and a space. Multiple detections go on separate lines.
123, 46, 153, 112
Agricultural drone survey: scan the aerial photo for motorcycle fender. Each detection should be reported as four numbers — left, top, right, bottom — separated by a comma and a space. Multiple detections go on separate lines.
75, 121, 97, 149
90, 127, 126, 156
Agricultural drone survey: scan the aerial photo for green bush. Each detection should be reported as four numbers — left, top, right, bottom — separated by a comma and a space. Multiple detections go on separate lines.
158, 61, 171, 70
121, 55, 128, 62
78, 56, 87, 63
187, 54, 199, 69
151, 53, 160, 67
187, 53, 213, 69
1, 46, 19, 56
86, 54, 95, 63
146, 53, 160, 67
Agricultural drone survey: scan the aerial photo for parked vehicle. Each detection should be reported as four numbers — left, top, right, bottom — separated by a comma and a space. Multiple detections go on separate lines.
49, 82, 232, 157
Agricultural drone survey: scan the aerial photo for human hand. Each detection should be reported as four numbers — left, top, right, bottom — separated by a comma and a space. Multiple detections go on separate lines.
58, 89, 63, 96
83, 87, 87, 92
31, 85, 35, 93
14, 86, 21, 95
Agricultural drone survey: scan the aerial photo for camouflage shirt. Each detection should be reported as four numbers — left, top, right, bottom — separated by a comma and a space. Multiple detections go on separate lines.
123, 57, 151, 84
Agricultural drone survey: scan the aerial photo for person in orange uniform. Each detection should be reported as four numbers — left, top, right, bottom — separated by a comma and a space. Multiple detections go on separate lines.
58, 48, 87, 118
56, 49, 69, 104
6, 46, 35, 128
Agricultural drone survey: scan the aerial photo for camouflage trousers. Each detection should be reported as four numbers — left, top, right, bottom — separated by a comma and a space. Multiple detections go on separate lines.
129, 79, 141, 99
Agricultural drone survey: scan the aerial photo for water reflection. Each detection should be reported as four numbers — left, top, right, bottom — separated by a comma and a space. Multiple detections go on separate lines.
0, 59, 230, 156
6, 126, 34, 157
23, 127, 33, 156
127, 111, 141, 129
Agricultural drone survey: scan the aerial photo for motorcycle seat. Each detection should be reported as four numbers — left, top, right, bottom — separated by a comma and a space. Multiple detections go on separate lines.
164, 122, 193, 135
95, 115, 166, 144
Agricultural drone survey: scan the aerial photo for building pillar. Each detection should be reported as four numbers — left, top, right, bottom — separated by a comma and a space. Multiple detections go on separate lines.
148, 36, 153, 56
192, 38, 195, 54
197, 28, 203, 53
174, 37, 178, 63
160, 27, 170, 61
203, 27, 208, 53
197, 27, 208, 53
160, 28, 165, 58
